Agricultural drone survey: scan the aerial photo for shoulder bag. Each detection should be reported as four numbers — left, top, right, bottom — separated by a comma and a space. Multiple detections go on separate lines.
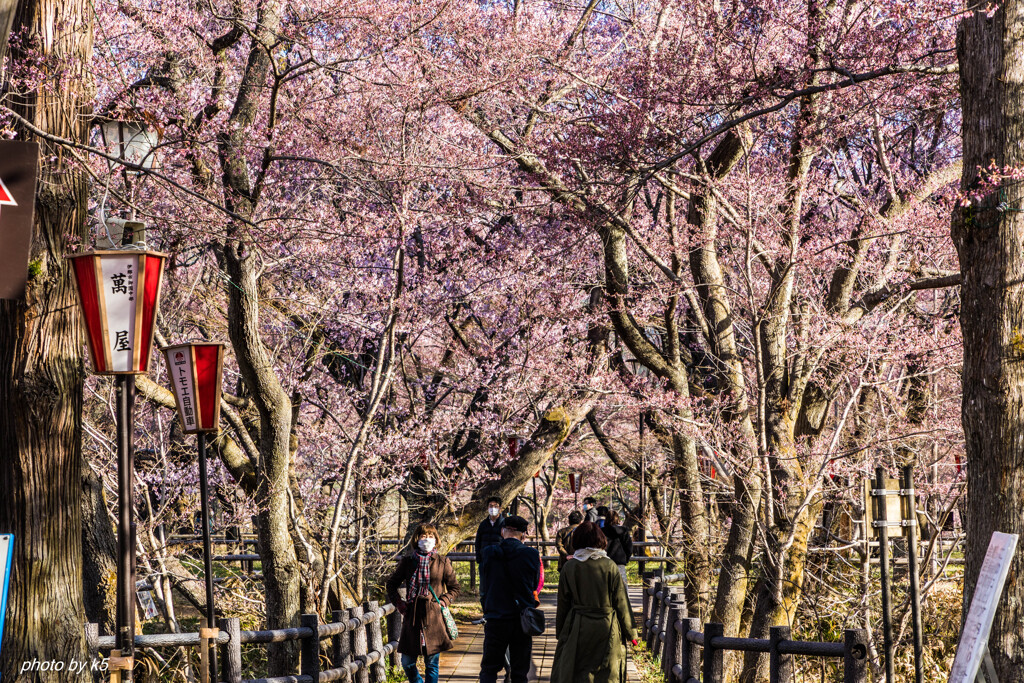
428, 585, 459, 641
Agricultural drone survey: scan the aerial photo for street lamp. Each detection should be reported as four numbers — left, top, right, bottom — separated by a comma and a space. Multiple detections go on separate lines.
97, 119, 159, 173
68, 248, 166, 682
162, 342, 225, 683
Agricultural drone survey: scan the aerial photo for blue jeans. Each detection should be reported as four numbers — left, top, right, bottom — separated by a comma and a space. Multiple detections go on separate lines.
402, 652, 440, 683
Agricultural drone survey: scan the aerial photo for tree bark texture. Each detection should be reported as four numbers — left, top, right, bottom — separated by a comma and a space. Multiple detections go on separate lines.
954, 5, 1024, 678
0, 0, 93, 678
82, 462, 118, 632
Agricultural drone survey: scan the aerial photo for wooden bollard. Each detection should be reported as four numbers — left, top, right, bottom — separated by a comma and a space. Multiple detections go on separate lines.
301, 613, 321, 680
365, 601, 386, 683
219, 617, 243, 683
769, 625, 792, 683
679, 617, 701, 683
386, 604, 402, 667
702, 622, 724, 683
333, 609, 352, 669
351, 604, 370, 683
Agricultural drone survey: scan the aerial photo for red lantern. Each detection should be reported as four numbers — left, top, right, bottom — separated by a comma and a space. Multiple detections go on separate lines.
161, 342, 225, 433
68, 249, 166, 374
569, 473, 579, 493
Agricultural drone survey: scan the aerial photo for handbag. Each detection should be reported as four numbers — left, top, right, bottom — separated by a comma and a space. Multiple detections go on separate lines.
428, 585, 459, 641
520, 605, 545, 636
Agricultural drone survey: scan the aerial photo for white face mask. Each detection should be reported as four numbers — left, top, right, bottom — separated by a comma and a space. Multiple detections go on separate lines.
418, 537, 436, 553
488, 506, 500, 517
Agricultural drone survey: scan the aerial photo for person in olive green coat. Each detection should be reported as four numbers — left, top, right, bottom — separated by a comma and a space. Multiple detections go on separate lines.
551, 522, 638, 683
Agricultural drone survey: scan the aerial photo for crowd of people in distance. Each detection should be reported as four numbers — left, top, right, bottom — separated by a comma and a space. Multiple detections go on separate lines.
387, 496, 638, 683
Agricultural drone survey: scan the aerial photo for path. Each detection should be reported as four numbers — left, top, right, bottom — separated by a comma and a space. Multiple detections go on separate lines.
438, 587, 644, 683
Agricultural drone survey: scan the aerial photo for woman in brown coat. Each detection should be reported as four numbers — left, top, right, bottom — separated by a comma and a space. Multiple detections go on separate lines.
385, 524, 460, 683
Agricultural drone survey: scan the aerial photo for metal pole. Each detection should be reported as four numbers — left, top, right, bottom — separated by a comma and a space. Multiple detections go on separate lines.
198, 433, 219, 683
115, 375, 136, 681
874, 467, 894, 683
902, 464, 923, 683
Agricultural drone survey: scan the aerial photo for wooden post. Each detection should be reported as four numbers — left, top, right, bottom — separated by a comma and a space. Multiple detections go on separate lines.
301, 613, 321, 680
641, 572, 653, 639
351, 603, 370, 683
653, 584, 670, 659
332, 609, 350, 669
219, 617, 242, 683
844, 629, 869, 683
702, 622, 724, 683
769, 625, 792, 683
387, 605, 403, 667
647, 579, 664, 650
365, 601, 386, 683
664, 602, 684, 682
679, 617, 701, 683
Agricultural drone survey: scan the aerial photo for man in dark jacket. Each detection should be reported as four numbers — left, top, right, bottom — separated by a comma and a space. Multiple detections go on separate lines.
479, 515, 541, 683
555, 510, 583, 569
475, 496, 505, 611
475, 496, 505, 564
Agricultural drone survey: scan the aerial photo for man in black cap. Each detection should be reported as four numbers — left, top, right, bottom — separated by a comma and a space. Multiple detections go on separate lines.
479, 515, 541, 683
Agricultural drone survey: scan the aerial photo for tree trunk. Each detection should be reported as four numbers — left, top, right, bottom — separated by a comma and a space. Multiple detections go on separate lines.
954, 4, 1024, 676
0, 1, 93, 679
82, 462, 118, 633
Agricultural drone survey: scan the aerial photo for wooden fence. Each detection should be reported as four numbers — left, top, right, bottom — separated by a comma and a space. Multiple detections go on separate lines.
641, 575, 869, 683
87, 601, 401, 683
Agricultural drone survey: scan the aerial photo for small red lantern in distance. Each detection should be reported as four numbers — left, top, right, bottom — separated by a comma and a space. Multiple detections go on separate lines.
569, 473, 578, 493
161, 342, 225, 433
68, 249, 166, 374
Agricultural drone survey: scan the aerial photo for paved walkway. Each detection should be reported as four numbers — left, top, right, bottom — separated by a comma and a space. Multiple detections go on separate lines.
438, 588, 643, 683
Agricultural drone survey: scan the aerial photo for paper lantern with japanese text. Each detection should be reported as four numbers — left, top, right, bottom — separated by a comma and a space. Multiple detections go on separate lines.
161, 342, 225, 433
68, 249, 166, 374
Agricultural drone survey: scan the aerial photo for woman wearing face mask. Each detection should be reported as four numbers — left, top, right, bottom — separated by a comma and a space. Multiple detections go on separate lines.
386, 524, 461, 683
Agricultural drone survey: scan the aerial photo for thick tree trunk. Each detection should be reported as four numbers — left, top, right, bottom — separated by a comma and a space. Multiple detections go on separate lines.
0, 1, 93, 679
954, 5, 1024, 677
82, 462, 118, 632
224, 242, 302, 675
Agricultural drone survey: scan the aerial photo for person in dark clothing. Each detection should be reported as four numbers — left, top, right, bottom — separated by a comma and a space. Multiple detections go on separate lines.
603, 510, 633, 585
595, 505, 610, 529
582, 497, 598, 523
555, 510, 584, 569
476, 495, 505, 613
385, 524, 461, 683
475, 496, 506, 564
479, 515, 541, 683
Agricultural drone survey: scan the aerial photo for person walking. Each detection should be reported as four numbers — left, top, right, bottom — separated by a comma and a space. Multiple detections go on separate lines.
603, 510, 633, 586
476, 496, 506, 588
556, 510, 584, 570
551, 521, 637, 683
582, 497, 598, 523
479, 515, 542, 683
386, 524, 461, 683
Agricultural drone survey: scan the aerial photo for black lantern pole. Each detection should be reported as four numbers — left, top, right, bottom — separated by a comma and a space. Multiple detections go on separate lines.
115, 374, 137, 672
197, 432, 218, 683
68, 247, 167, 683
162, 341, 226, 683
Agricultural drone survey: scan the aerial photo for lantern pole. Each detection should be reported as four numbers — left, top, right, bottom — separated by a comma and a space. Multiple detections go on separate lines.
197, 432, 219, 683
115, 374, 137, 678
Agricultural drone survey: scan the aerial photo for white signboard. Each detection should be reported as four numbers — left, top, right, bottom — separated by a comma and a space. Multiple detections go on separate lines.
98, 254, 137, 372
949, 532, 1019, 683
166, 347, 198, 431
